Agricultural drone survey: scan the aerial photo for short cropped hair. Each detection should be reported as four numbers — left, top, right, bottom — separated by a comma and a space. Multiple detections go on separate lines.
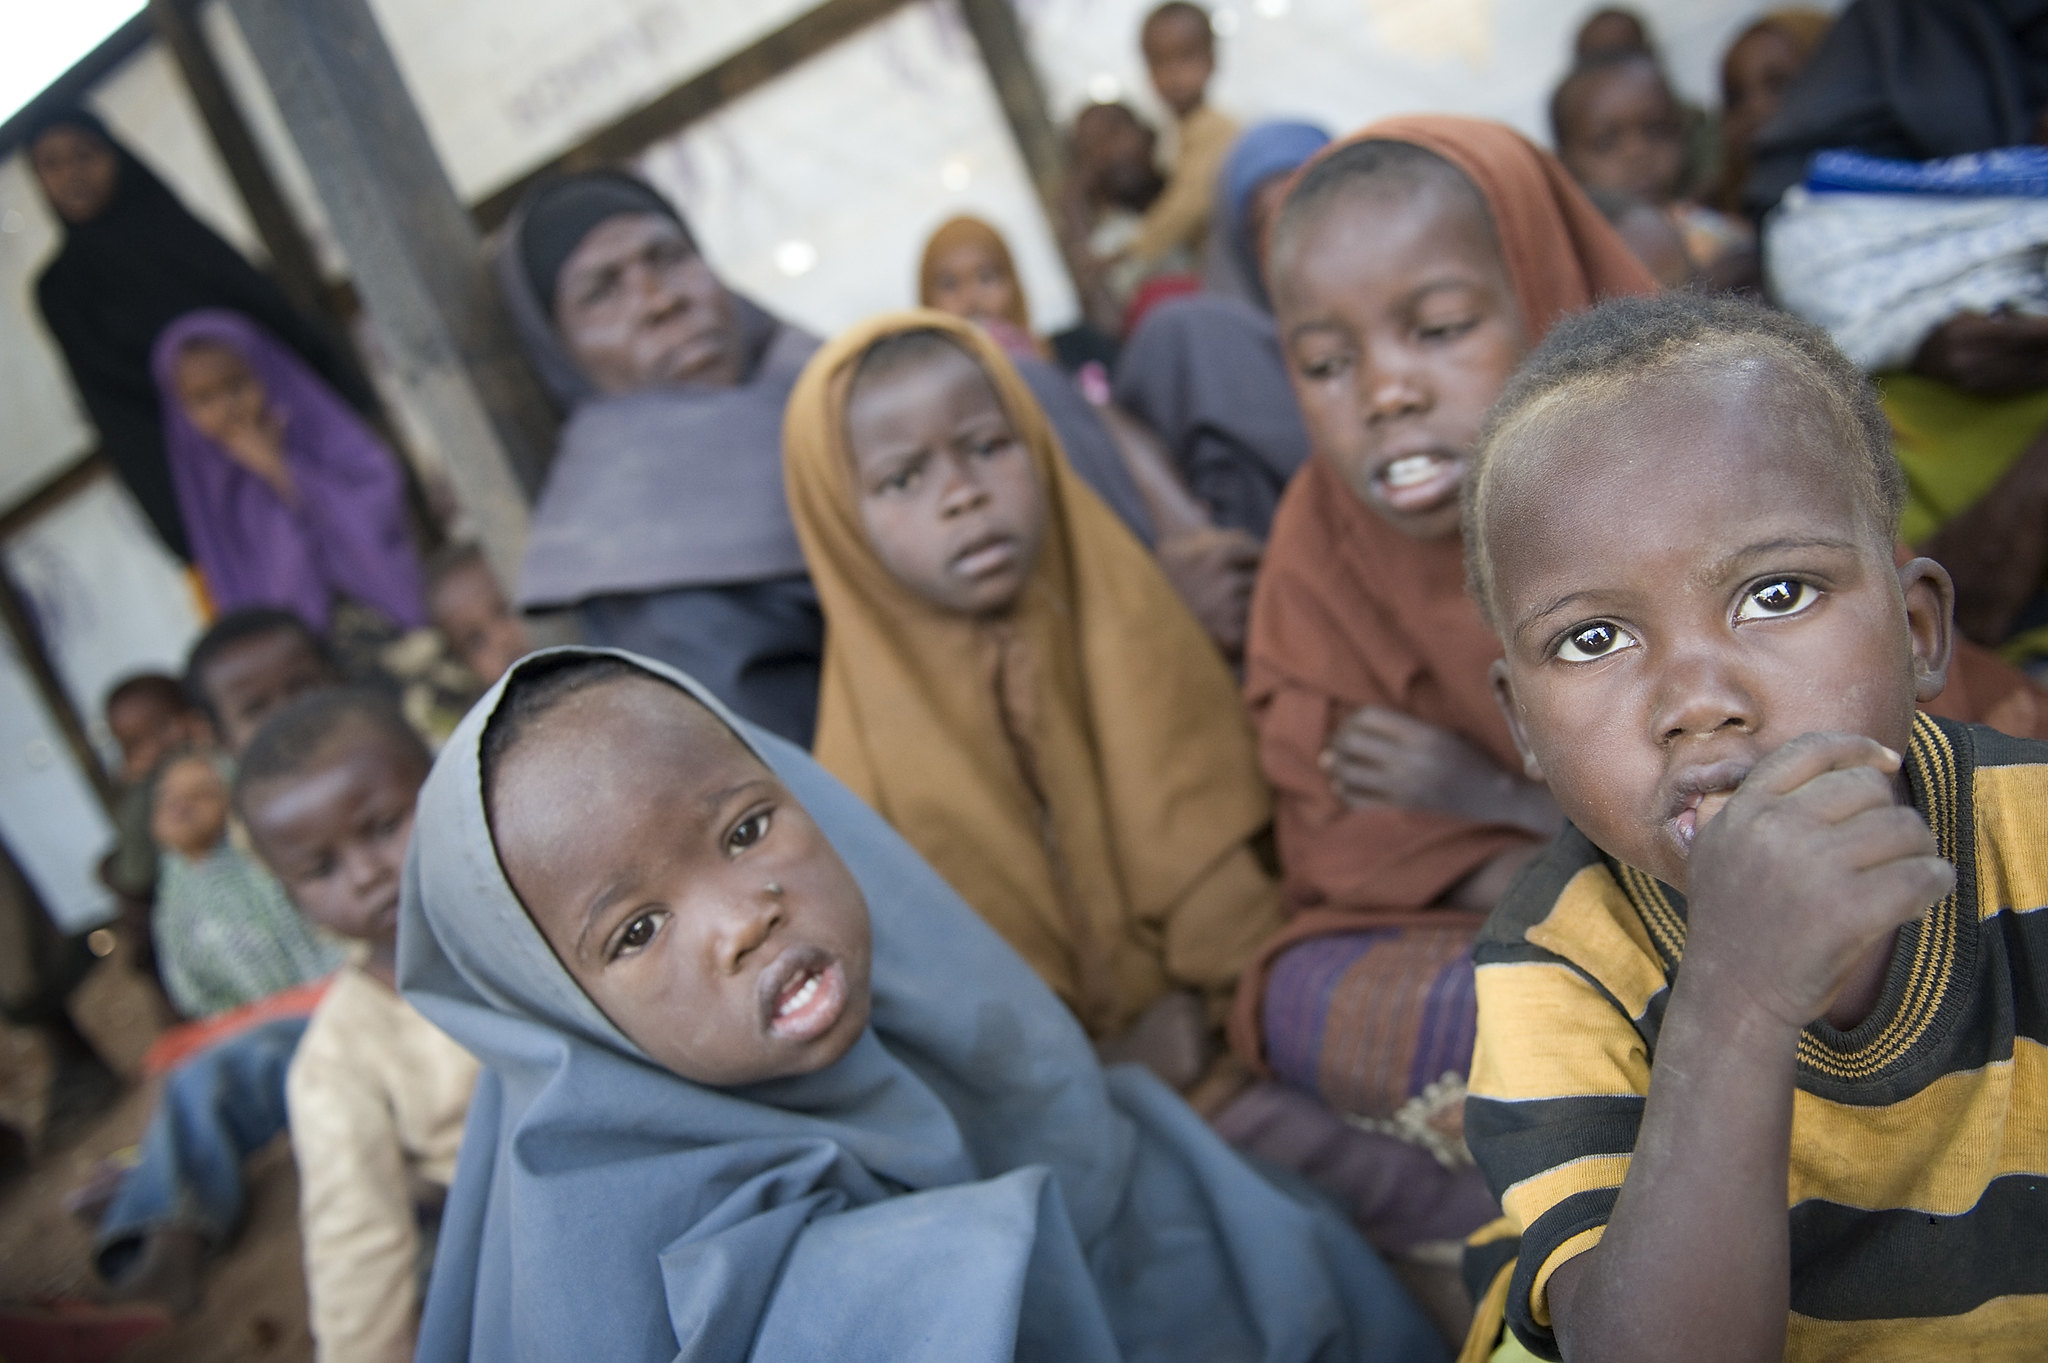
234, 687, 430, 821
1550, 50, 1671, 149
105, 672, 192, 720
184, 608, 331, 722
1267, 138, 1486, 278
1462, 292, 1901, 629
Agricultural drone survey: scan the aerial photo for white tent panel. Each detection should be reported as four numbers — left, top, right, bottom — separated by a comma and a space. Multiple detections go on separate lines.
5, 474, 204, 763
0, 631, 116, 935
638, 0, 1080, 339
366, 0, 816, 201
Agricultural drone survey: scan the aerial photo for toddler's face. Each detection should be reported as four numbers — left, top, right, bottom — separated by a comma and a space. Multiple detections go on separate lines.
429, 558, 530, 687
198, 630, 339, 755
1484, 367, 1952, 893
152, 754, 230, 861
1557, 62, 1687, 205
1272, 176, 1528, 541
245, 728, 425, 946
489, 678, 873, 1087
109, 691, 204, 785
845, 341, 1047, 617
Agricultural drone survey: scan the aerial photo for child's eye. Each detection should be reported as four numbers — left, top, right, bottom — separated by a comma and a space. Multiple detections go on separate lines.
1554, 621, 1638, 663
613, 910, 666, 959
1294, 347, 1350, 382
1417, 316, 1478, 343
727, 810, 771, 854
1735, 578, 1817, 621
973, 434, 1013, 460
879, 460, 922, 494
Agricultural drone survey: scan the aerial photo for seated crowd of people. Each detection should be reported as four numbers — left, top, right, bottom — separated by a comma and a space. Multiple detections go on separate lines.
13, 0, 2048, 1358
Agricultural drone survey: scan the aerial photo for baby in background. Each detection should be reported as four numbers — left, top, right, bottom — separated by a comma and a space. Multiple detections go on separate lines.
424, 543, 532, 689
1549, 50, 1752, 280
149, 749, 339, 1023
236, 689, 476, 1363
1462, 294, 2048, 1358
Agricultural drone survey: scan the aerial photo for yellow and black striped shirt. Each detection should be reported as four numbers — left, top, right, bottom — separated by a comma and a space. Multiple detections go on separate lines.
1465, 714, 2048, 1361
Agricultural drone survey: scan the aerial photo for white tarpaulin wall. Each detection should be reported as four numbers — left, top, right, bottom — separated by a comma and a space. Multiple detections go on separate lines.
0, 0, 1836, 926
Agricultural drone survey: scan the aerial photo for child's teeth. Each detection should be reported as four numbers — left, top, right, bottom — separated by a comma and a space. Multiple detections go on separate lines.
1384, 455, 1436, 488
778, 972, 819, 1018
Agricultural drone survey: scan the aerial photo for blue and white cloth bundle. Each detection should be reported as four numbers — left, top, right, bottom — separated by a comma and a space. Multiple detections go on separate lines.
1766, 147, 2048, 371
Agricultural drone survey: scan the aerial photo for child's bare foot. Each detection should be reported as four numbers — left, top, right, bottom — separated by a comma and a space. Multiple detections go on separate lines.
102, 1228, 206, 1316
1096, 990, 1214, 1091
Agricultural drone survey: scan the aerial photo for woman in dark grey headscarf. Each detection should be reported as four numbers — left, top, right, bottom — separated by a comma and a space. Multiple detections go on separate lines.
496, 173, 825, 745
400, 645, 1446, 1362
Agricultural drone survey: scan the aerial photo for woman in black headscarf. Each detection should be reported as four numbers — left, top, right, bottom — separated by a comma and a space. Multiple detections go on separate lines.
27, 107, 370, 558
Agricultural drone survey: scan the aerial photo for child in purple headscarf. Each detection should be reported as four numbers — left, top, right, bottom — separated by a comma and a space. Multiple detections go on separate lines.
152, 309, 425, 633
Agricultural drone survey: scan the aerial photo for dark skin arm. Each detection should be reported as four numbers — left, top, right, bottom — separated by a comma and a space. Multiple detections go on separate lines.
1544, 733, 1952, 1362
1099, 403, 1263, 658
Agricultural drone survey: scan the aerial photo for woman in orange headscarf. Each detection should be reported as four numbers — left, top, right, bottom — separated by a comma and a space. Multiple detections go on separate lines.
1236, 116, 1658, 1147
782, 309, 1279, 1081
917, 216, 1049, 361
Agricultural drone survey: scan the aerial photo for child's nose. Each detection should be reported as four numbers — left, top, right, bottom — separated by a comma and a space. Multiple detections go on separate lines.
937, 456, 988, 514
1651, 646, 1759, 745
1361, 359, 1426, 424
716, 895, 782, 974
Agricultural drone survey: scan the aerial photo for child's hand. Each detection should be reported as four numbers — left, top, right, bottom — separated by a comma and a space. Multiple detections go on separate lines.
218, 406, 295, 500
1682, 732, 1954, 1032
1156, 528, 1261, 658
1321, 706, 1559, 835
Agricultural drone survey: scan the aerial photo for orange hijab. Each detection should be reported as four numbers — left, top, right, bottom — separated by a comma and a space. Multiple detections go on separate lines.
918, 217, 1040, 346
1234, 119, 1656, 1056
784, 311, 1279, 1037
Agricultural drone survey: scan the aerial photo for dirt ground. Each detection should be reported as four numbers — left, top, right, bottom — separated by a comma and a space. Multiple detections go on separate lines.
0, 938, 311, 1363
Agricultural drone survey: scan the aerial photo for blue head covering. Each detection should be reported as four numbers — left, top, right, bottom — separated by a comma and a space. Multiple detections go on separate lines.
1220, 121, 1334, 310
401, 647, 1444, 1362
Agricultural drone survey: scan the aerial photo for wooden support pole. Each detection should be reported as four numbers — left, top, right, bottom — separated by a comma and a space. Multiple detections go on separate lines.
952, 0, 1093, 310
147, 0, 333, 329
0, 565, 112, 812
219, 0, 551, 591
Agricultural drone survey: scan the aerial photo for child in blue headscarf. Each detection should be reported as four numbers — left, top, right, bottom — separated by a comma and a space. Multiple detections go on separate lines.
401, 647, 1446, 1362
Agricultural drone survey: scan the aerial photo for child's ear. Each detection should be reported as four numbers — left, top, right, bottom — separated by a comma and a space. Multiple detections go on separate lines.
1897, 556, 1956, 703
1489, 658, 1546, 782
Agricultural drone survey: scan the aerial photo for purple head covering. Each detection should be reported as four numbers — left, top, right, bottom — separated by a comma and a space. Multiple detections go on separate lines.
151, 309, 425, 632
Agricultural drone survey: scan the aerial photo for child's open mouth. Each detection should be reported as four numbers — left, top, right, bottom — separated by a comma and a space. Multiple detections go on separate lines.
1372, 450, 1465, 515
760, 949, 848, 1043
